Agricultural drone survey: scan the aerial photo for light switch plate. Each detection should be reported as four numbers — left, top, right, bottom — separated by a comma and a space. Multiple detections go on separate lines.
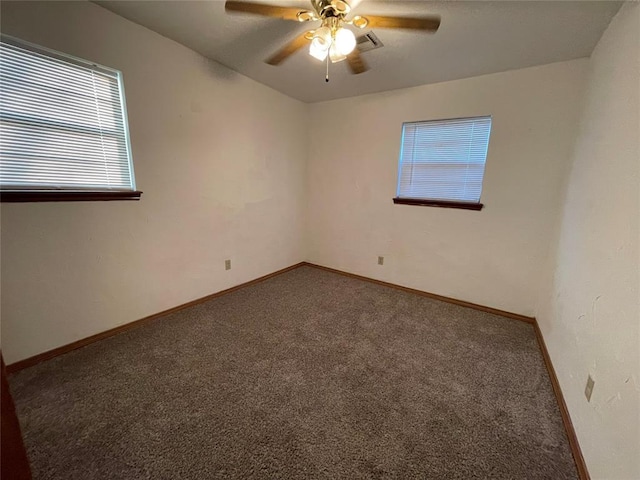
225, 259, 231, 270
378, 256, 384, 265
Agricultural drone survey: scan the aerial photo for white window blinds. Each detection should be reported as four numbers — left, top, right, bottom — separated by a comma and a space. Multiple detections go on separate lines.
0, 36, 136, 192
397, 116, 492, 204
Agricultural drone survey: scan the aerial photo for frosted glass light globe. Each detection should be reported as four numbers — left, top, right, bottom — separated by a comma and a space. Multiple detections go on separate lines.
310, 39, 329, 61
309, 26, 332, 61
329, 43, 347, 63
334, 27, 356, 56
314, 26, 332, 46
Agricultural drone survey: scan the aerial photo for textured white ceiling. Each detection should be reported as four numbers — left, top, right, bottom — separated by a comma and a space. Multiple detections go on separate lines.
95, 0, 621, 103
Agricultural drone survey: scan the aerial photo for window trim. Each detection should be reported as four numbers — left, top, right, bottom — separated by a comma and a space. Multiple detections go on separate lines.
0, 35, 140, 203
393, 197, 483, 211
394, 115, 491, 209
0, 191, 142, 203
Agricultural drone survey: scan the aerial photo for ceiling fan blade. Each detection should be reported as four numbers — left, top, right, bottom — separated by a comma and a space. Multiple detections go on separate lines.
225, 1, 303, 21
347, 49, 368, 74
266, 32, 310, 65
362, 14, 440, 32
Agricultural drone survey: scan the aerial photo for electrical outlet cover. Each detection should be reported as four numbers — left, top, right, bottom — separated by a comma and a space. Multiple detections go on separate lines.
378, 256, 384, 265
225, 259, 231, 270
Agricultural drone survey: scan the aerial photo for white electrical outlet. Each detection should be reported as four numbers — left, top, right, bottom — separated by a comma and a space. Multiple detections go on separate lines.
378, 256, 384, 265
585, 374, 595, 402
225, 259, 231, 271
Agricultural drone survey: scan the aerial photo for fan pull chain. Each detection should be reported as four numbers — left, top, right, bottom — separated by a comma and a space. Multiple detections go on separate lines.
326, 54, 329, 83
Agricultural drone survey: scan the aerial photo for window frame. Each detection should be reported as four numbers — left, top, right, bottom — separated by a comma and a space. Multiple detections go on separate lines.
393, 115, 491, 211
0, 35, 141, 203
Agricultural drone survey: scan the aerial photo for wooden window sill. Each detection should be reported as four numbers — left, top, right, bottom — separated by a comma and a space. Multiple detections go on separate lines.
393, 197, 483, 211
0, 191, 143, 203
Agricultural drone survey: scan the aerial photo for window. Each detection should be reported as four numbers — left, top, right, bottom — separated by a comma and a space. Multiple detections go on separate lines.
0, 35, 140, 202
394, 116, 492, 210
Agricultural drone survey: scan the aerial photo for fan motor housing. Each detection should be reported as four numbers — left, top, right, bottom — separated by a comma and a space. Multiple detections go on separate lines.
311, 0, 348, 18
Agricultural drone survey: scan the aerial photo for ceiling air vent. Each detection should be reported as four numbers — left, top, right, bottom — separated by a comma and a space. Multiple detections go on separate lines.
356, 31, 384, 53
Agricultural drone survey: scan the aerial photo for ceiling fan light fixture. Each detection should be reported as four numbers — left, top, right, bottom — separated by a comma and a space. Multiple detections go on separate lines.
224, 0, 441, 77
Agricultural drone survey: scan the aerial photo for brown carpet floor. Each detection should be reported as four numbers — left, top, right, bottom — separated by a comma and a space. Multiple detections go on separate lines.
9, 265, 577, 479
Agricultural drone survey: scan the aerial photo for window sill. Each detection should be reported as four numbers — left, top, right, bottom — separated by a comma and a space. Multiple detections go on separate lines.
393, 197, 483, 211
0, 191, 143, 203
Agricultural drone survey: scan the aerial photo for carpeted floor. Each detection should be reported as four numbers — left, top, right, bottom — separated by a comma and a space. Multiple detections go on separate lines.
9, 266, 577, 479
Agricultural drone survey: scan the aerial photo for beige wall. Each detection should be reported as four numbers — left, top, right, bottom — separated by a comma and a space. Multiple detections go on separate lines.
536, 3, 640, 478
0, 1, 308, 364
306, 60, 588, 317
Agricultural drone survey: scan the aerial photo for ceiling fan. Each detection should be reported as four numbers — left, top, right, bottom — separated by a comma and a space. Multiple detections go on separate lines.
225, 0, 441, 78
